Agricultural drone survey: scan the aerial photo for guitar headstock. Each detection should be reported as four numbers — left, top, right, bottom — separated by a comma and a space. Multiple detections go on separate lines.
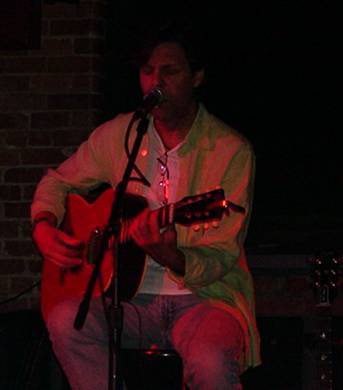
173, 188, 244, 226
309, 251, 341, 307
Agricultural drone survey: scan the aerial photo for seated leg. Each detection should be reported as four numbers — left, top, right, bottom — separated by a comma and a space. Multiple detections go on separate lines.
171, 303, 244, 390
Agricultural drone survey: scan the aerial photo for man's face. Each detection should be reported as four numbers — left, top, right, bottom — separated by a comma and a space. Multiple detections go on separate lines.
139, 42, 202, 122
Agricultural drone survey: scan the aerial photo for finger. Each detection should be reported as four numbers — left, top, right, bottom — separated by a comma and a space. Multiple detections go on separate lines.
45, 253, 82, 268
147, 210, 161, 239
43, 241, 83, 267
57, 231, 84, 249
61, 245, 84, 258
161, 224, 177, 244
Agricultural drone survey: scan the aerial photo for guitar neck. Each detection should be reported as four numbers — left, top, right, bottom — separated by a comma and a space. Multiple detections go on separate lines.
118, 188, 231, 243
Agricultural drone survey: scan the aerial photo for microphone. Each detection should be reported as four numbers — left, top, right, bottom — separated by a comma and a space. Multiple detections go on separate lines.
133, 86, 164, 120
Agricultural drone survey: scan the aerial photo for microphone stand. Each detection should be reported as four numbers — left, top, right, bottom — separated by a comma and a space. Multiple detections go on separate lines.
73, 114, 150, 390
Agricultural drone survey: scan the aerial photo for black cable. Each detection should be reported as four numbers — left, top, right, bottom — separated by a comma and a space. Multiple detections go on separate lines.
123, 301, 145, 389
124, 115, 151, 188
0, 280, 41, 306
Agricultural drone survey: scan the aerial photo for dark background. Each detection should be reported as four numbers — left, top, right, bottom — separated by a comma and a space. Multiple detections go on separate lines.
105, 1, 341, 255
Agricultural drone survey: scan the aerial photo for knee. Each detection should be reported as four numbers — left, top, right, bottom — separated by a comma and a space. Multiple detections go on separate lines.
187, 344, 226, 374
183, 344, 242, 389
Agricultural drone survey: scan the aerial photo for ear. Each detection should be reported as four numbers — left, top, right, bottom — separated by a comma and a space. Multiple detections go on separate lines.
192, 69, 205, 88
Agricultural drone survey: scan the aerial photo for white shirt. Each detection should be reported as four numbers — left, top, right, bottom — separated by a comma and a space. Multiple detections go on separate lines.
137, 122, 191, 295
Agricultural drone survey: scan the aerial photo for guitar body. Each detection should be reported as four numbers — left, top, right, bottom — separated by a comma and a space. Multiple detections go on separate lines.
41, 188, 147, 321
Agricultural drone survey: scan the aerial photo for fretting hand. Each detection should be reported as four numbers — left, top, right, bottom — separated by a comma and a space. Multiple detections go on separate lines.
129, 208, 185, 275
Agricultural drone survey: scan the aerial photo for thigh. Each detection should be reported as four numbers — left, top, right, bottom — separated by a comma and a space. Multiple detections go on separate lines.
171, 302, 244, 360
47, 294, 167, 349
46, 296, 108, 343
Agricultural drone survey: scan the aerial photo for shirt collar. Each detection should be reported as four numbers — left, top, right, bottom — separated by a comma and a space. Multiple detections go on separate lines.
147, 103, 213, 158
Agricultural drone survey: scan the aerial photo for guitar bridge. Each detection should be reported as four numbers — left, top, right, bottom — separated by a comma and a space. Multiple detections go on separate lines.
87, 227, 104, 265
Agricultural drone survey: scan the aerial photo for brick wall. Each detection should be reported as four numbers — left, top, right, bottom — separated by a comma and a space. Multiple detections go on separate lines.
0, 0, 106, 312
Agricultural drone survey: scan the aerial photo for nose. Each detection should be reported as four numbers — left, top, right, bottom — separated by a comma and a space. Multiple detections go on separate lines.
140, 68, 165, 97
151, 69, 165, 89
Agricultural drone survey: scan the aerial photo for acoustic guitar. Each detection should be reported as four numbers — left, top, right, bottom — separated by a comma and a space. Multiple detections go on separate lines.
41, 187, 240, 321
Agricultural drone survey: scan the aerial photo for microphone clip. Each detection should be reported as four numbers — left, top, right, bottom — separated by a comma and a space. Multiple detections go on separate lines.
133, 87, 164, 120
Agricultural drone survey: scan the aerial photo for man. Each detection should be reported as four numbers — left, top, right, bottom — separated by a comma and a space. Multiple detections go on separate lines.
31, 25, 260, 390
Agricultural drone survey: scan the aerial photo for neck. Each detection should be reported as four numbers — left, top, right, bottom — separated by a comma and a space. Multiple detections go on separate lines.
154, 102, 198, 150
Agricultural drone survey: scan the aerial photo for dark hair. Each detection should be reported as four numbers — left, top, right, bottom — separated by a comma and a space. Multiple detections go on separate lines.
132, 22, 207, 73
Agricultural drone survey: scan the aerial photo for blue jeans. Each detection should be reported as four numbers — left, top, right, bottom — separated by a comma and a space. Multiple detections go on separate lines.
47, 294, 243, 389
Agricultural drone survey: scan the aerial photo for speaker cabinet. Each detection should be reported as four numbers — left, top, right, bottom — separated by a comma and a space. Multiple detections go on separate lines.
242, 317, 304, 390
303, 316, 343, 390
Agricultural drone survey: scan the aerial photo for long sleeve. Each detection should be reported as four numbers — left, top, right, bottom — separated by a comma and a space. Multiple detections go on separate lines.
166, 106, 260, 369
31, 114, 133, 224
180, 142, 255, 289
